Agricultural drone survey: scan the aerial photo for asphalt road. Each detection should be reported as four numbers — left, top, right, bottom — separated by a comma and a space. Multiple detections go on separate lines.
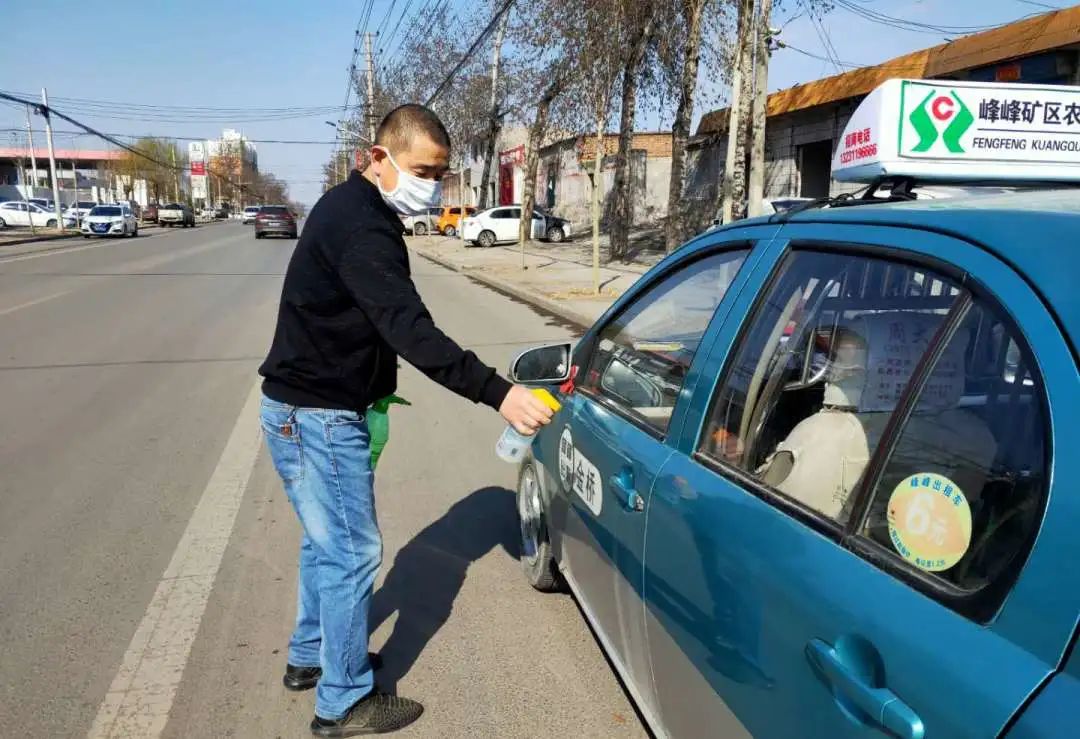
0, 222, 647, 738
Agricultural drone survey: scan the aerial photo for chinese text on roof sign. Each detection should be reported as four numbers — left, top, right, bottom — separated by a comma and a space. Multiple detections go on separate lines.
832, 79, 1080, 183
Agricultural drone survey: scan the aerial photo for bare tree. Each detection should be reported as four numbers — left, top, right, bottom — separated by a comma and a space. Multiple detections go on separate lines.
664, 0, 712, 252
574, 0, 625, 292
609, 0, 662, 261
477, 5, 511, 210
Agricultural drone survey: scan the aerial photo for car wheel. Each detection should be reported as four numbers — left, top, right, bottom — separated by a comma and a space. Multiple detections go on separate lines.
517, 463, 560, 592
478, 230, 496, 248
46, 219, 57, 228
290, 231, 298, 239
443, 225, 456, 238
83, 235, 90, 239
255, 232, 263, 239
132, 225, 138, 237
414, 222, 427, 236
547, 225, 565, 243
0, 216, 6, 228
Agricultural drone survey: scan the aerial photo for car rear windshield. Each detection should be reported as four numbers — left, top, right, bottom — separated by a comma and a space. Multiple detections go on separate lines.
245, 207, 260, 213
90, 206, 121, 216
261, 206, 289, 215
163, 203, 182, 209
77, 201, 96, 208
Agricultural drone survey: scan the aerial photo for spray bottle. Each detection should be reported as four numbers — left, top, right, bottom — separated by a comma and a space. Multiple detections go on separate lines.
495, 388, 561, 463
367, 395, 411, 470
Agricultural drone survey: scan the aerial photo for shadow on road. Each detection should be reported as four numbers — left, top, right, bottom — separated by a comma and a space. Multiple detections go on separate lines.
369, 486, 519, 693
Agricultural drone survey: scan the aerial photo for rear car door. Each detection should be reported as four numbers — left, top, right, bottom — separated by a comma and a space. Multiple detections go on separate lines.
541, 227, 776, 723
643, 225, 1079, 738
496, 207, 521, 242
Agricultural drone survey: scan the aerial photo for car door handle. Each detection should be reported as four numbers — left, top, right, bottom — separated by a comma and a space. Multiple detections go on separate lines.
805, 639, 924, 739
608, 467, 644, 512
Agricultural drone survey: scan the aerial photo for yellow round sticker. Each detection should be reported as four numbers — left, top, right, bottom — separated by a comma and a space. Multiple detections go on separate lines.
887, 473, 972, 572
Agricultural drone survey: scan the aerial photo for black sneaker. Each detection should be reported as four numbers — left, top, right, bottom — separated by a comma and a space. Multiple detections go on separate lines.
284, 654, 383, 691
310, 691, 423, 736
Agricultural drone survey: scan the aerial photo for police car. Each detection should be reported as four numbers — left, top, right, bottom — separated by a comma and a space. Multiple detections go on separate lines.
509, 79, 1079, 738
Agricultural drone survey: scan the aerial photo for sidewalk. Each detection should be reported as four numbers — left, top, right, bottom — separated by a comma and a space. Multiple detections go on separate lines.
407, 233, 665, 327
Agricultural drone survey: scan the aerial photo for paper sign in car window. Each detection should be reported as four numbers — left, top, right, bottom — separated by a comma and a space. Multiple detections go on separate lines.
632, 341, 685, 352
887, 472, 972, 572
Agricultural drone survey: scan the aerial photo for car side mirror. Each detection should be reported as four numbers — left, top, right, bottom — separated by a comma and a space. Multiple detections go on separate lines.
509, 343, 572, 384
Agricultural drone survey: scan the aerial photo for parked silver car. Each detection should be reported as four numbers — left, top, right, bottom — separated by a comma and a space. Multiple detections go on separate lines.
400, 206, 441, 236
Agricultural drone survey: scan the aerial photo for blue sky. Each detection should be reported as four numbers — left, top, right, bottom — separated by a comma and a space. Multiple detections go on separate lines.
0, 0, 1068, 206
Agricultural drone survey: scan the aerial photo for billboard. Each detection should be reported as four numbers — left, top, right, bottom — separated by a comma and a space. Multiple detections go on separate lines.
191, 175, 208, 200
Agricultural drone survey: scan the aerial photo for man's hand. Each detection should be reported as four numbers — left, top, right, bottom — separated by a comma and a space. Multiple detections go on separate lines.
500, 385, 555, 435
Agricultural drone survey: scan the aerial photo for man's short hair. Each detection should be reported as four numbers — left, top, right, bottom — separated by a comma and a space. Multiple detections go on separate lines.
375, 104, 451, 154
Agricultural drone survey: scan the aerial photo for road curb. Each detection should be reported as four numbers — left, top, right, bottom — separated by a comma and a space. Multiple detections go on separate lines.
0, 232, 78, 248
412, 246, 597, 329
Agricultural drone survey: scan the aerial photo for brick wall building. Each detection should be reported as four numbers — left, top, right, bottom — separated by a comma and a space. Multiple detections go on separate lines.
538, 131, 673, 232
685, 6, 1080, 228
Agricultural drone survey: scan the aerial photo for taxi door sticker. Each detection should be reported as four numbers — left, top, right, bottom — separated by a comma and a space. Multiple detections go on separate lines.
887, 472, 972, 572
558, 426, 603, 516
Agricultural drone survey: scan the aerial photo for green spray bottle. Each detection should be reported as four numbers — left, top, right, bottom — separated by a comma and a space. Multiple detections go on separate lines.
366, 395, 411, 470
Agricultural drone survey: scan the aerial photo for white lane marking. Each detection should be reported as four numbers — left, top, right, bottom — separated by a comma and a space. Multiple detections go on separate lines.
0, 290, 71, 316
87, 379, 264, 738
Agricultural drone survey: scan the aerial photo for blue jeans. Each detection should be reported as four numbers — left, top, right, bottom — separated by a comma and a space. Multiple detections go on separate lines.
259, 394, 381, 719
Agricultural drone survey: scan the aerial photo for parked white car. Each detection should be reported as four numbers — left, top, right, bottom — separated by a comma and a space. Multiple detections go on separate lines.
461, 205, 571, 247
81, 204, 138, 238
241, 206, 261, 224
63, 200, 98, 228
0, 200, 60, 228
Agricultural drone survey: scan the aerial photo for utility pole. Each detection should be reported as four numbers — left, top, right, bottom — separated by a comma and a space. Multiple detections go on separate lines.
25, 105, 38, 188
238, 135, 244, 210
170, 145, 179, 202
747, 0, 774, 218
364, 32, 377, 143
720, 0, 754, 224
478, 8, 510, 210
40, 89, 64, 230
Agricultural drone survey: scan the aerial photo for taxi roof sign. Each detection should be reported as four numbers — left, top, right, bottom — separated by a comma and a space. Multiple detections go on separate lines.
832, 79, 1080, 183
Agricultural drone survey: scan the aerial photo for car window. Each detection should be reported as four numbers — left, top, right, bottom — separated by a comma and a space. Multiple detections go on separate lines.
428, 207, 442, 215
580, 249, 749, 434
857, 298, 1048, 594
489, 209, 506, 219
2, 203, 18, 211
697, 246, 1050, 615
700, 250, 961, 523
507, 208, 521, 219
90, 206, 121, 216
262, 206, 288, 215
449, 207, 460, 215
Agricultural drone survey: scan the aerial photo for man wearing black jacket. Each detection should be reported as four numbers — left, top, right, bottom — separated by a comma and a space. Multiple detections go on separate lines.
259, 104, 553, 736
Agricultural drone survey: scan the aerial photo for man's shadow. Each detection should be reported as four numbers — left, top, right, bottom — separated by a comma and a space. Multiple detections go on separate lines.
369, 486, 519, 692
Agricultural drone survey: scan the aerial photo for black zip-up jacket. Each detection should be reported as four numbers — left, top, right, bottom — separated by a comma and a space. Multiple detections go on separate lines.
259, 171, 512, 412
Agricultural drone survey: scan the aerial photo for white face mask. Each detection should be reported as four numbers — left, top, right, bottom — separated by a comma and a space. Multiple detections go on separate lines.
374, 147, 442, 216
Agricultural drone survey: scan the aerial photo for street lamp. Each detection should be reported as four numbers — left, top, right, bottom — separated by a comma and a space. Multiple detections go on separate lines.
325, 121, 372, 184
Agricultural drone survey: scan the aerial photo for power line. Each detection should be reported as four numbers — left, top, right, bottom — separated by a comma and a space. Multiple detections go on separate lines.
0, 128, 338, 145
833, 0, 1043, 35
384, 0, 438, 60
375, 0, 399, 39
425, 0, 515, 106
0, 91, 243, 192
380, 0, 419, 56
800, 0, 842, 74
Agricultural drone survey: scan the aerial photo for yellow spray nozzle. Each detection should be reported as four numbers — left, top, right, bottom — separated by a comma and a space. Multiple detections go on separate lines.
531, 388, 562, 413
